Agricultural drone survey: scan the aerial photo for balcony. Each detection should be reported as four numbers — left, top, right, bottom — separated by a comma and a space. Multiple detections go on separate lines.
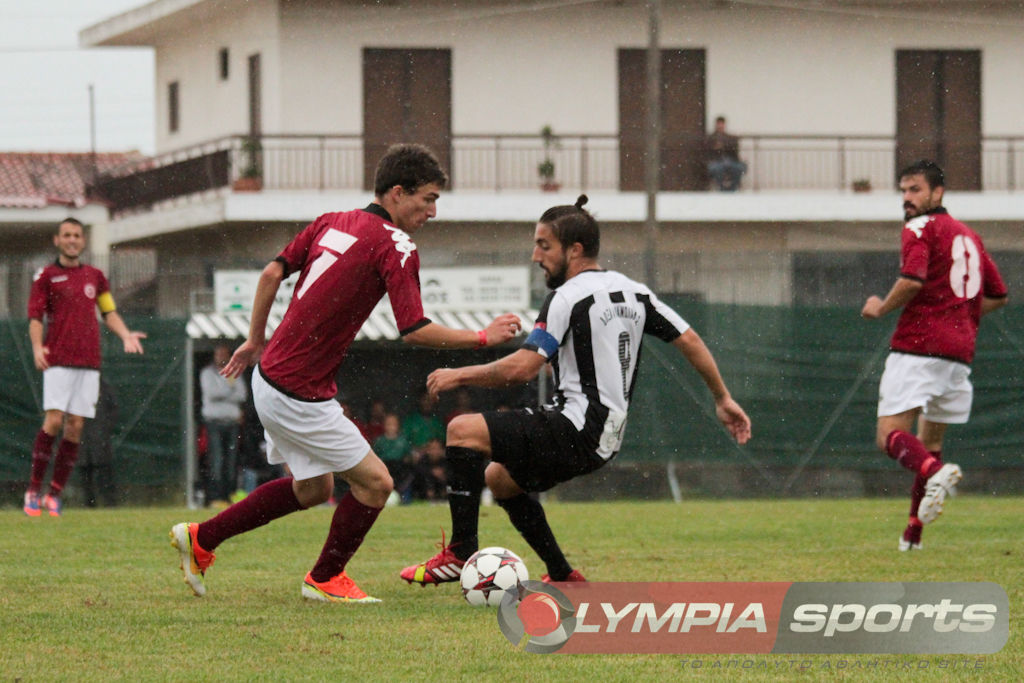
93, 133, 1024, 216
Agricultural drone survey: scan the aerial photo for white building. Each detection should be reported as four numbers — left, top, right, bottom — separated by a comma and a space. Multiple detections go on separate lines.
75, 0, 1023, 315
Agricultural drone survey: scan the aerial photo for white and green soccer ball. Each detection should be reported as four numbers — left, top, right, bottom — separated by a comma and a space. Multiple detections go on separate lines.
460, 547, 529, 607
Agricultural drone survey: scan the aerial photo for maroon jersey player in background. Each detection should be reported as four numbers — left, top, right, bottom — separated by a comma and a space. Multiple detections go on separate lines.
862, 160, 1007, 551
24, 218, 145, 517
171, 144, 521, 603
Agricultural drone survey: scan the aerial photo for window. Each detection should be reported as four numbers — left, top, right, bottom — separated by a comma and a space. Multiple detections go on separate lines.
219, 48, 229, 80
168, 81, 179, 133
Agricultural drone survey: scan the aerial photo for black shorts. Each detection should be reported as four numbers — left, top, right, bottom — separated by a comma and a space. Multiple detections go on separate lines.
483, 408, 607, 493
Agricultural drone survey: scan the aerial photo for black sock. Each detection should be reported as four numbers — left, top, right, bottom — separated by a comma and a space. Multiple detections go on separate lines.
497, 493, 572, 580
445, 446, 486, 560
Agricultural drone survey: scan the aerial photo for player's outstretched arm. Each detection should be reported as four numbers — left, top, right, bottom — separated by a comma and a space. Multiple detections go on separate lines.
403, 313, 522, 349
103, 311, 146, 354
861, 277, 922, 319
222, 260, 283, 378
671, 328, 751, 445
427, 349, 545, 399
981, 295, 1008, 316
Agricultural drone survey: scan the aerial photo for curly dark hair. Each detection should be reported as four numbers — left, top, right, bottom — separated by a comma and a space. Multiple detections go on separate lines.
538, 194, 599, 258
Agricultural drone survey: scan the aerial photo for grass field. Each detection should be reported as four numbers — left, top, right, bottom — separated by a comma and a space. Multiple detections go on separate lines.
1, 496, 1020, 681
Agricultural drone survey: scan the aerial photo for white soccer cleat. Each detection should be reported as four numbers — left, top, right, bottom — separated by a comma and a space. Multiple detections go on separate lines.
898, 536, 922, 552
917, 464, 962, 525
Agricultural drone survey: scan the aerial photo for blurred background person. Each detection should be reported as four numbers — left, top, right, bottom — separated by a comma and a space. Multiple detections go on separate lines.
372, 413, 413, 504
200, 343, 247, 507
705, 116, 747, 191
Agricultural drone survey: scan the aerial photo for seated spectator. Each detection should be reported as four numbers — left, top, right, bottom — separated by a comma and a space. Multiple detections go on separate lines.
705, 116, 747, 191
372, 413, 414, 503
364, 398, 388, 444
403, 389, 445, 450
410, 438, 447, 502
444, 388, 474, 425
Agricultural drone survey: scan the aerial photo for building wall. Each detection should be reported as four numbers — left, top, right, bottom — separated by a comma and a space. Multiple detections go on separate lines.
145, 1, 1024, 153
136, 212, 1023, 316
155, 0, 280, 151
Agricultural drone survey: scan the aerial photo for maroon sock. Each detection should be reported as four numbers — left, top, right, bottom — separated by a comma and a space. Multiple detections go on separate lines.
903, 518, 923, 544
197, 477, 303, 552
48, 439, 80, 496
910, 450, 942, 516
309, 492, 383, 582
909, 474, 927, 518
886, 430, 942, 478
29, 430, 56, 493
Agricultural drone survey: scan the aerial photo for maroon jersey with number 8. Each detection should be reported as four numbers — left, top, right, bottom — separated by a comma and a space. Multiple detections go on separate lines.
890, 208, 1007, 365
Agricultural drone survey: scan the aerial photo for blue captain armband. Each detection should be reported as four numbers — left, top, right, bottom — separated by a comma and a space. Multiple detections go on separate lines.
525, 326, 559, 359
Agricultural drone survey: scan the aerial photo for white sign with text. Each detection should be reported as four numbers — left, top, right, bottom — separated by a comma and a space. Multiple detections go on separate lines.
214, 266, 530, 315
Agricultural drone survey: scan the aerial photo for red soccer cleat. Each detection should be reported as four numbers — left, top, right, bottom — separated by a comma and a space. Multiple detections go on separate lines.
541, 569, 587, 583
400, 531, 466, 586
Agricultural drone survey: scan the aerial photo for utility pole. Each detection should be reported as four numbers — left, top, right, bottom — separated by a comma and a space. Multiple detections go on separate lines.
644, 0, 661, 289
88, 84, 98, 184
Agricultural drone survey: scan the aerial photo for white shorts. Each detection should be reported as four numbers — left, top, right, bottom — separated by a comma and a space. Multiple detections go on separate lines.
251, 369, 370, 481
877, 353, 973, 424
43, 367, 100, 418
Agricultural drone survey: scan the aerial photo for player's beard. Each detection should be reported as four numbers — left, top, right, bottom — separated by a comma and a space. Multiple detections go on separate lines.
543, 257, 569, 289
903, 193, 939, 220
903, 202, 924, 220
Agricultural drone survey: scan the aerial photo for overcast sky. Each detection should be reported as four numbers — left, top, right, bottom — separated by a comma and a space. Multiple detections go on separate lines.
0, 0, 154, 154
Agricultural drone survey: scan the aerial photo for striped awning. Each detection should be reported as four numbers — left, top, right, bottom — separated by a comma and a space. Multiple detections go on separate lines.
186, 309, 538, 341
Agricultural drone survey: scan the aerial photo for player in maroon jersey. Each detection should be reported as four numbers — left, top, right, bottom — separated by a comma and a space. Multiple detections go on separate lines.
861, 160, 1007, 550
24, 218, 146, 517
170, 144, 521, 602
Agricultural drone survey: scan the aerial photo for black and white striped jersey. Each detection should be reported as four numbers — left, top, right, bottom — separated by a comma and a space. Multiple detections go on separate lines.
522, 270, 690, 460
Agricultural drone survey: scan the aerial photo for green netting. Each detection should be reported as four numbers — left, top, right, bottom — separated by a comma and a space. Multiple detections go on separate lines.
2, 305, 1021, 492
621, 299, 1024, 474
0, 318, 187, 489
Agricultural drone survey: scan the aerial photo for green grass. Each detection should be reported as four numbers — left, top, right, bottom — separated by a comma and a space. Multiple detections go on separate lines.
1, 497, 1020, 681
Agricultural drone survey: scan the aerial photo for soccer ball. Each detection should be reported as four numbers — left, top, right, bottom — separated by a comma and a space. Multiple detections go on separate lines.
460, 547, 529, 607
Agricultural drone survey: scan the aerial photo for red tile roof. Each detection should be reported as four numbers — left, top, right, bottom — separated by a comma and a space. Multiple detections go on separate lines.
0, 152, 147, 209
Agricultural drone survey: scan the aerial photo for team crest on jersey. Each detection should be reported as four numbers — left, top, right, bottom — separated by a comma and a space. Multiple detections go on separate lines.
383, 224, 416, 267
904, 215, 930, 238
84, 283, 96, 299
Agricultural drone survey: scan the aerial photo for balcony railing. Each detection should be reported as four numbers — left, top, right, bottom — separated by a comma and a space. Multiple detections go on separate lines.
94, 133, 1024, 214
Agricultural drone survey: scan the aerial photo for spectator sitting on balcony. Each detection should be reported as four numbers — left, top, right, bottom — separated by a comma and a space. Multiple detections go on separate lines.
705, 116, 747, 191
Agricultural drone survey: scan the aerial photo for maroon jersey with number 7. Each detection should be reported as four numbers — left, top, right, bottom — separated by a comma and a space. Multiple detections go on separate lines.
259, 205, 429, 400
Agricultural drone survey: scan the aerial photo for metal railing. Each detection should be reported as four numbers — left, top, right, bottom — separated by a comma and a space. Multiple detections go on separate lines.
96, 133, 1024, 213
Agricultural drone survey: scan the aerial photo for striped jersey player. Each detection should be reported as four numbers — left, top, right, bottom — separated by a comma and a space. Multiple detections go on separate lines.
401, 194, 752, 586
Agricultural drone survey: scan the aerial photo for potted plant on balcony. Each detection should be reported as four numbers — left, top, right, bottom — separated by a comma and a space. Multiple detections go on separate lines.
233, 136, 263, 192
538, 125, 561, 192
851, 178, 872, 193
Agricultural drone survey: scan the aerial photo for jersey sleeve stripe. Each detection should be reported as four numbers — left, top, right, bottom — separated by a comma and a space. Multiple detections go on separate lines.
398, 317, 432, 336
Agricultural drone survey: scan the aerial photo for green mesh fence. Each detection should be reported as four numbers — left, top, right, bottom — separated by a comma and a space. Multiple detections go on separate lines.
622, 300, 1024, 475
2, 305, 1021, 494
1, 318, 187, 491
